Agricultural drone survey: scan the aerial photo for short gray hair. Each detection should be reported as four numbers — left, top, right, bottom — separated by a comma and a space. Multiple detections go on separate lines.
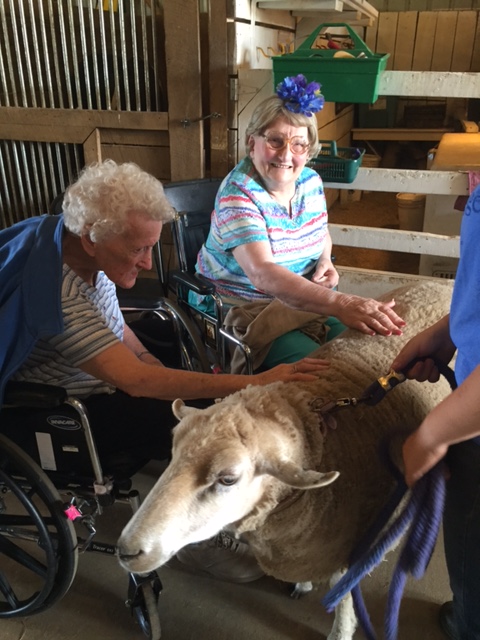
244, 95, 320, 159
62, 160, 174, 242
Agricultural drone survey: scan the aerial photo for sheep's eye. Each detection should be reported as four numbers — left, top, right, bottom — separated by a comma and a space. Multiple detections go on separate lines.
218, 475, 238, 486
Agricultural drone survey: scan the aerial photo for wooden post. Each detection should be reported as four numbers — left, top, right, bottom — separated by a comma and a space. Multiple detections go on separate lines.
207, 0, 229, 178
163, 0, 204, 181
83, 128, 103, 165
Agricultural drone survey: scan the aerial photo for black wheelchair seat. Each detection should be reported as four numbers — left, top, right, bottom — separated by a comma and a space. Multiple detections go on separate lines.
2, 381, 146, 488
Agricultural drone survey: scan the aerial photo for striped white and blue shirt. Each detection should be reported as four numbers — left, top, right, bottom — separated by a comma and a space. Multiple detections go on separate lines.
194, 156, 328, 308
12, 264, 123, 397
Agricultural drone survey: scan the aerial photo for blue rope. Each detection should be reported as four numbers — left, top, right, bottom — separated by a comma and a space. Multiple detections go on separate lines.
321, 358, 454, 638
385, 464, 446, 640
321, 462, 447, 640
352, 584, 376, 640
346, 440, 409, 640
322, 483, 417, 612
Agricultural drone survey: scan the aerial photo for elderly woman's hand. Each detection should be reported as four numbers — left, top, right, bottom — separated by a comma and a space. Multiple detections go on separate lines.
311, 259, 339, 290
334, 294, 406, 336
254, 357, 330, 385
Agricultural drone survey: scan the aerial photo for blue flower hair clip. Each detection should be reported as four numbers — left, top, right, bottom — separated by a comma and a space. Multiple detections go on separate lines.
276, 74, 325, 117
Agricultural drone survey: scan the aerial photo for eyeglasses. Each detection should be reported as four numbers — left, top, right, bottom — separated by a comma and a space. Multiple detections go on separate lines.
261, 132, 310, 155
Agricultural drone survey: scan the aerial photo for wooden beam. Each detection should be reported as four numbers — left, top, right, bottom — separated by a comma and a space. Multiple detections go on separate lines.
323, 168, 469, 196
292, 11, 373, 26
264, 0, 377, 20
83, 128, 102, 165
208, 0, 229, 178
164, 0, 204, 181
351, 128, 451, 142
336, 266, 445, 298
293, 10, 360, 20
98, 130, 169, 146
0, 107, 169, 130
342, 0, 377, 20
330, 224, 460, 258
258, 0, 343, 9
378, 71, 480, 98
0, 107, 168, 143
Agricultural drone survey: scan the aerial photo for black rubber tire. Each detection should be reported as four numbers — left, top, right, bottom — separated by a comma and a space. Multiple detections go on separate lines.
133, 581, 161, 640
0, 434, 78, 617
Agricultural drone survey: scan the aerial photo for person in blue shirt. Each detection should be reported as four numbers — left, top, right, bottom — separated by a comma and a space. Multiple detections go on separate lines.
391, 184, 480, 640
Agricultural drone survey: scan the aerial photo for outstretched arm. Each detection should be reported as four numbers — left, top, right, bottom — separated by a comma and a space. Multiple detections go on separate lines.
79, 341, 330, 401
123, 323, 164, 366
233, 240, 405, 336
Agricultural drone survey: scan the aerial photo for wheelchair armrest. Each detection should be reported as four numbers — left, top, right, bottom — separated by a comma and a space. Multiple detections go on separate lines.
171, 269, 216, 296
3, 381, 68, 409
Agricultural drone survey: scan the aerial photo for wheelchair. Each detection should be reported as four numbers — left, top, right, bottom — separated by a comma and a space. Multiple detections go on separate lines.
0, 379, 164, 639
164, 179, 254, 375
0, 296, 211, 639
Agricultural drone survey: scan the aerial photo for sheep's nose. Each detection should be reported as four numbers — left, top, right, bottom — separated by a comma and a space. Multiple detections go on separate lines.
116, 545, 144, 562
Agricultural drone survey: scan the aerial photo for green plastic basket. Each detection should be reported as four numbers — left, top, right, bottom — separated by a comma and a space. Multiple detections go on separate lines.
272, 23, 389, 104
308, 141, 365, 184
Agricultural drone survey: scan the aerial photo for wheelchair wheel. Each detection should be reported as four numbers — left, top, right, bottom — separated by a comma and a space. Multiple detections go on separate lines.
133, 582, 161, 640
0, 434, 78, 617
128, 571, 162, 640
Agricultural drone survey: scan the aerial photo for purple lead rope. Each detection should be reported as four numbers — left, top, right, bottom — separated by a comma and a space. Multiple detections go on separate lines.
321, 461, 447, 640
322, 358, 454, 638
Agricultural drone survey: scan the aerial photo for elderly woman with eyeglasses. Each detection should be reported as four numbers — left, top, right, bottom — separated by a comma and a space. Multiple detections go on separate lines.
193, 75, 406, 370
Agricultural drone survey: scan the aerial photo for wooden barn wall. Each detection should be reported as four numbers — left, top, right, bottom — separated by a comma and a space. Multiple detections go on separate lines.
3, 1, 480, 227
364, 10, 480, 123
365, 10, 480, 72
369, 0, 478, 10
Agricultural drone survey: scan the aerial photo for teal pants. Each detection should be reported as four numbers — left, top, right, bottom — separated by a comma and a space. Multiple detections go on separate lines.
262, 317, 346, 369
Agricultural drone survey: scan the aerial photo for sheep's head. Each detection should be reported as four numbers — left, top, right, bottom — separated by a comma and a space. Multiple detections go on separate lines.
172, 397, 339, 490
117, 393, 338, 574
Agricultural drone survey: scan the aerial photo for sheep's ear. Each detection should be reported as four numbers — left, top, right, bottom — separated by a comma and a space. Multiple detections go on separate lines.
262, 460, 339, 489
172, 399, 204, 420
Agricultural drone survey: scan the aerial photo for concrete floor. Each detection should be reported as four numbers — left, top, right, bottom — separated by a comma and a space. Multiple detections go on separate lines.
2, 458, 451, 640
2, 192, 450, 640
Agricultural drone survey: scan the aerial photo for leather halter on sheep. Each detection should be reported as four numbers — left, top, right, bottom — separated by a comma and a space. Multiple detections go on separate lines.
117, 280, 454, 640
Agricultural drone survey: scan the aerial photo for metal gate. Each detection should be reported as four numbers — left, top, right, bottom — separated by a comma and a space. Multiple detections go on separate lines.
0, 0, 165, 228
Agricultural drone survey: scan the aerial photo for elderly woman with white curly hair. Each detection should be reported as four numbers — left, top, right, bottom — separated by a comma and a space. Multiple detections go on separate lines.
0, 159, 327, 470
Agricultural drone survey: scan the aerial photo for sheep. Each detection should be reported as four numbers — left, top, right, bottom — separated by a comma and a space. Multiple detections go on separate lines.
117, 280, 454, 640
